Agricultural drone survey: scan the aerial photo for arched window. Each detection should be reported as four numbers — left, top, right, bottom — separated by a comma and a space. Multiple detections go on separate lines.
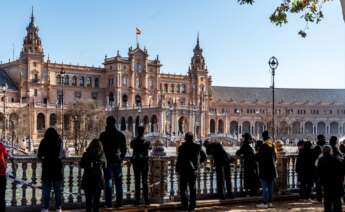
230, 121, 238, 135
79, 76, 85, 87
242, 121, 251, 134
305, 122, 313, 134
122, 94, 128, 107
135, 95, 141, 107
64, 75, 69, 85
56, 74, 61, 85
49, 113, 57, 127
120, 117, 126, 131
330, 122, 339, 135
210, 119, 216, 134
72, 76, 77, 86
218, 119, 224, 134
317, 122, 326, 135
37, 113, 45, 130
151, 115, 158, 133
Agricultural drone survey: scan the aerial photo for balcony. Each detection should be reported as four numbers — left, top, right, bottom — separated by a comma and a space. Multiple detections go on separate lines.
6, 147, 298, 210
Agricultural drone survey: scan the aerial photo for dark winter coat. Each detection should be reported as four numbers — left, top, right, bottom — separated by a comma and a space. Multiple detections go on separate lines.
317, 154, 345, 198
80, 148, 107, 191
236, 143, 259, 189
100, 126, 127, 165
296, 145, 315, 182
176, 142, 207, 175
37, 137, 64, 181
130, 137, 151, 163
255, 139, 277, 181
205, 142, 234, 166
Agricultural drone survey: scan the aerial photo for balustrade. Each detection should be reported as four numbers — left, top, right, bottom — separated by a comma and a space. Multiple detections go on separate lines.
6, 153, 299, 210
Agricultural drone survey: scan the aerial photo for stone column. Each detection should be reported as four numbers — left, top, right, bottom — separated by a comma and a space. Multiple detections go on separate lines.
150, 140, 168, 203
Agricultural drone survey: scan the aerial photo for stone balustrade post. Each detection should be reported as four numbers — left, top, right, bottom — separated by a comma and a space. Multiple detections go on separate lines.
275, 140, 287, 194
150, 140, 168, 203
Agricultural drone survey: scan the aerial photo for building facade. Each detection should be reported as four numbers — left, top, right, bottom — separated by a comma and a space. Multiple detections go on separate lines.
1, 12, 345, 145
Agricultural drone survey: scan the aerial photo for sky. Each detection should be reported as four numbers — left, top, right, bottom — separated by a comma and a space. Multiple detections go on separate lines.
0, 0, 344, 89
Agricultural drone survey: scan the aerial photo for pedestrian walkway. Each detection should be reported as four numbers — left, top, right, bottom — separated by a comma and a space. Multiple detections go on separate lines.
64, 198, 345, 211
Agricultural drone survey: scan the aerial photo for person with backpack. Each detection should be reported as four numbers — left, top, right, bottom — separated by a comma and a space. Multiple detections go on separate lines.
176, 132, 206, 211
0, 139, 8, 212
130, 126, 151, 205
255, 131, 277, 209
100, 116, 127, 208
37, 128, 64, 212
236, 133, 259, 196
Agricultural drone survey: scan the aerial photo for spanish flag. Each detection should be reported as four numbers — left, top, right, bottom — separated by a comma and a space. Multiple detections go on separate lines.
136, 27, 142, 35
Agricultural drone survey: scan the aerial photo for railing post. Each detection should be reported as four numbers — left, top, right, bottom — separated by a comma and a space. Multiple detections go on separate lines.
276, 140, 287, 194
150, 140, 168, 203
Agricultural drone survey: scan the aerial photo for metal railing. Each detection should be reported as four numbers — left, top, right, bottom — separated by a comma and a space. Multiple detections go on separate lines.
5, 153, 298, 210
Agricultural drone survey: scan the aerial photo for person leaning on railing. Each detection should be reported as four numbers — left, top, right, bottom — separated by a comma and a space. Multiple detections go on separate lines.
37, 128, 65, 212
176, 132, 207, 211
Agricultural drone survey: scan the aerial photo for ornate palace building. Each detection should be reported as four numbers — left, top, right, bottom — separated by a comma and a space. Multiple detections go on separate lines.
1, 12, 345, 145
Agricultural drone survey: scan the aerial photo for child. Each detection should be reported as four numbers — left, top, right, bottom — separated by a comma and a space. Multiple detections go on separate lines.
80, 139, 107, 212
0, 140, 8, 211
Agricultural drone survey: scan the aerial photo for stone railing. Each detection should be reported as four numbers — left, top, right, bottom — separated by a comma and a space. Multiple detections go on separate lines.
5, 152, 298, 210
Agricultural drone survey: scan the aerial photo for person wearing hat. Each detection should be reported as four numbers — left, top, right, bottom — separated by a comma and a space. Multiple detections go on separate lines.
204, 139, 235, 199
317, 145, 344, 212
255, 131, 277, 209
236, 133, 259, 196
313, 134, 326, 202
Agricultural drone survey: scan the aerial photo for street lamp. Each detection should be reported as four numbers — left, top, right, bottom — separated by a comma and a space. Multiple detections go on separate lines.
269, 56, 279, 143
59, 66, 65, 143
1, 83, 8, 143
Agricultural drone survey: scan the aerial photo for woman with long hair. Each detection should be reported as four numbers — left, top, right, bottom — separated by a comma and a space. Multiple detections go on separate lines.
37, 128, 64, 212
80, 139, 107, 212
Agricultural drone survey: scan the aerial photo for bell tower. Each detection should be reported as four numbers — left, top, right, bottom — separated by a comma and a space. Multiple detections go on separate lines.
20, 7, 45, 101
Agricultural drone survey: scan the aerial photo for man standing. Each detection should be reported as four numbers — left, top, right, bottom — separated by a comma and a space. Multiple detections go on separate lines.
176, 132, 206, 211
317, 145, 344, 212
256, 131, 277, 209
0, 139, 8, 211
204, 139, 234, 199
313, 134, 326, 202
130, 126, 151, 205
100, 116, 127, 208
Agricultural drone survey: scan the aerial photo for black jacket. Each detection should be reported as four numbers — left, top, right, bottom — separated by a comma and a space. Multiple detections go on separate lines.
255, 140, 277, 181
100, 126, 127, 165
317, 154, 345, 197
37, 138, 64, 181
206, 142, 234, 166
130, 137, 151, 163
236, 143, 259, 188
80, 149, 107, 190
296, 146, 315, 182
176, 142, 206, 175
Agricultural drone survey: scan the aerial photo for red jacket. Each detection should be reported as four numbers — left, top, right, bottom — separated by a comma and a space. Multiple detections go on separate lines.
0, 143, 8, 176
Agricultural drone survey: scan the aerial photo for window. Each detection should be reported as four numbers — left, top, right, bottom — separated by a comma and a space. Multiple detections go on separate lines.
136, 78, 141, 88
91, 92, 98, 100
148, 79, 154, 90
33, 62, 37, 67
33, 73, 38, 82
135, 63, 142, 72
72, 76, 77, 86
108, 78, 114, 88
64, 75, 69, 85
87, 77, 92, 87
94, 78, 99, 88
34, 89, 38, 97
122, 77, 128, 87
80, 76, 85, 87
56, 74, 62, 85
74, 91, 82, 98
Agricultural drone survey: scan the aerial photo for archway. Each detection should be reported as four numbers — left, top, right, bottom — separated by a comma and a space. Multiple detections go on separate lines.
330, 121, 339, 135
317, 122, 326, 135
304, 121, 313, 134
151, 115, 158, 133
178, 117, 188, 135
210, 119, 216, 134
254, 121, 264, 137
279, 121, 288, 136
242, 121, 251, 134
49, 113, 57, 127
37, 113, 45, 131
292, 121, 301, 134
218, 119, 224, 134
230, 121, 238, 135
120, 117, 126, 131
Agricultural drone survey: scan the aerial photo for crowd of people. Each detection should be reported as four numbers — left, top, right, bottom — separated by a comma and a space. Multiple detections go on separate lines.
0, 115, 345, 211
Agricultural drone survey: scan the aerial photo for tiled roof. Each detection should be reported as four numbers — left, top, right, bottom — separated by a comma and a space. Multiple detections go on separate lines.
0, 70, 17, 90
211, 86, 345, 104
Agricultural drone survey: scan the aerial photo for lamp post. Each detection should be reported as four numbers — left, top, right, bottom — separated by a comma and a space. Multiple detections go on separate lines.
1, 83, 8, 143
269, 56, 279, 143
59, 66, 65, 144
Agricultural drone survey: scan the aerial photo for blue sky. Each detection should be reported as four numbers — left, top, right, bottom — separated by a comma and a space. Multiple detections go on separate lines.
0, 0, 344, 88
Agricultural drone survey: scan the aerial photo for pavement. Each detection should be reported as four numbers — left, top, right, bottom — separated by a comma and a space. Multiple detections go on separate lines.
63, 199, 344, 212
